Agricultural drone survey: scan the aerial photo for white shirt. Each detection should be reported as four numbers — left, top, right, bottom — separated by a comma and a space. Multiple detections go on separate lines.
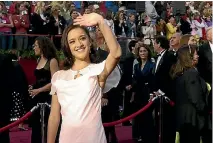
155, 50, 166, 73
209, 42, 213, 53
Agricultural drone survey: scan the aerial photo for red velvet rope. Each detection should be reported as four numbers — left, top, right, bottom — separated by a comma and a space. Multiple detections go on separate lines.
0, 111, 32, 133
0, 100, 154, 132
0, 98, 209, 133
103, 101, 153, 127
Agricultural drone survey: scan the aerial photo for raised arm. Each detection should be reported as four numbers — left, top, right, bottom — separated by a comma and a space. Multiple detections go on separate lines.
97, 16, 122, 86
74, 13, 122, 88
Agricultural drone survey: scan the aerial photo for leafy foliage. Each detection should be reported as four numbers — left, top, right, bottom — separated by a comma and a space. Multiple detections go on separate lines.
0, 49, 65, 60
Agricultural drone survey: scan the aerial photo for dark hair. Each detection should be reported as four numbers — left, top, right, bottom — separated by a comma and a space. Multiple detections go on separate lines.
170, 45, 198, 79
34, 36, 58, 61
155, 35, 170, 50
128, 40, 137, 52
15, 2, 25, 14
70, 9, 77, 15
186, 6, 190, 11
166, 15, 175, 23
105, 10, 112, 20
61, 25, 99, 70
137, 44, 152, 61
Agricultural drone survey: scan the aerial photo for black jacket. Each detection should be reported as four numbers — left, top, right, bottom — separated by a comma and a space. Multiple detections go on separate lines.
174, 68, 208, 131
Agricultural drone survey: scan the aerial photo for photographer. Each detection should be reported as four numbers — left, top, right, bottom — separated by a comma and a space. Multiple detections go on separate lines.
12, 2, 30, 50
114, 10, 128, 37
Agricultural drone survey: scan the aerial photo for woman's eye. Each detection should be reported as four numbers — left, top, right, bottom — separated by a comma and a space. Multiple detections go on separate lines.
69, 41, 74, 44
80, 37, 86, 41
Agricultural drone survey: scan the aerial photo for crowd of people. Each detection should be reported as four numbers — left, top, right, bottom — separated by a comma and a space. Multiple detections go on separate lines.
0, 1, 211, 50
0, 1, 212, 143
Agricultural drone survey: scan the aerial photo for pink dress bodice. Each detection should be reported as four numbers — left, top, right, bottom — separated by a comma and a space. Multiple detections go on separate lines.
50, 61, 107, 143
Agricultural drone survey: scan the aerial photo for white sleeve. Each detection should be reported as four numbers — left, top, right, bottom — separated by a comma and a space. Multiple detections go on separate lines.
50, 71, 59, 95
103, 65, 121, 93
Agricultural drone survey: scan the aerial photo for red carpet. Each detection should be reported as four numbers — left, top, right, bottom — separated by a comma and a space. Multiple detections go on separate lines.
10, 125, 133, 143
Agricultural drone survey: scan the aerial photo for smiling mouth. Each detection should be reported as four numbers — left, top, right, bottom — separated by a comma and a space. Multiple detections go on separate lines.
75, 47, 86, 52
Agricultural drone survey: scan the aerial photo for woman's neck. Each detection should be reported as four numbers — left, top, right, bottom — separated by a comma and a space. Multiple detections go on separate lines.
40, 55, 46, 60
141, 59, 147, 64
72, 59, 91, 71
53, 14, 58, 18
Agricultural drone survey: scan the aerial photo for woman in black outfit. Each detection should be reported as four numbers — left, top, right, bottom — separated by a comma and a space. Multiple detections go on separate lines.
131, 44, 155, 143
170, 45, 209, 143
28, 36, 59, 143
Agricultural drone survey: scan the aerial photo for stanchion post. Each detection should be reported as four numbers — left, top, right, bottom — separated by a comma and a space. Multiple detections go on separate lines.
40, 103, 46, 143
51, 35, 53, 41
158, 95, 163, 143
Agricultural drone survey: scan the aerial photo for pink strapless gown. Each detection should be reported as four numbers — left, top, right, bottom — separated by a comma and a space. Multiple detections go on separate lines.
50, 61, 107, 143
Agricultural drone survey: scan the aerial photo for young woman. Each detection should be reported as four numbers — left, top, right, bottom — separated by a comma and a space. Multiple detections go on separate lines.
131, 44, 155, 143
29, 36, 59, 143
47, 13, 122, 143
170, 45, 208, 143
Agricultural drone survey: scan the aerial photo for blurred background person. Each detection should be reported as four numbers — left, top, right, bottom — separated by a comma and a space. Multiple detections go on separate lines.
104, 10, 115, 35
166, 15, 179, 40
142, 16, 156, 46
131, 44, 155, 143
180, 34, 197, 47
0, 10, 14, 50
47, 5, 66, 50
12, 2, 30, 51
170, 45, 208, 143
114, 10, 128, 37
28, 37, 59, 143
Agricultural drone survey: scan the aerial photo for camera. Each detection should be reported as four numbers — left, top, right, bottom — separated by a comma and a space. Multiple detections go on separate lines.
21, 10, 28, 15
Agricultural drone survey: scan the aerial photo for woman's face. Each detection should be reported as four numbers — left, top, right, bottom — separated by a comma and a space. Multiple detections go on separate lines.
19, 4, 25, 12
146, 21, 151, 26
206, 3, 210, 8
71, 11, 78, 20
139, 47, 148, 60
192, 50, 199, 66
53, 7, 60, 15
188, 36, 197, 45
119, 12, 124, 19
84, 8, 91, 14
33, 41, 41, 56
67, 28, 91, 61
169, 17, 175, 24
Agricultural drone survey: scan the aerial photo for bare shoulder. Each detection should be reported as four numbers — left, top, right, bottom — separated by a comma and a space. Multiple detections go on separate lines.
50, 58, 58, 65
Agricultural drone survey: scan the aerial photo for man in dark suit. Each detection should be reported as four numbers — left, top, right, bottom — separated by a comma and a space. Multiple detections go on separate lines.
198, 27, 212, 143
0, 54, 13, 143
152, 36, 176, 143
